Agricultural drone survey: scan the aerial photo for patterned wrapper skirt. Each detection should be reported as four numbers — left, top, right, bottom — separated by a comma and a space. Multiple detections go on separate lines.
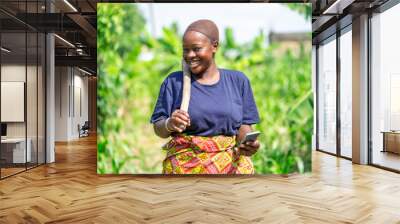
162, 134, 254, 174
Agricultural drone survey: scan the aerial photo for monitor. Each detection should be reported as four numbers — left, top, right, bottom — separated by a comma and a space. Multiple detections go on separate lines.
1, 123, 7, 137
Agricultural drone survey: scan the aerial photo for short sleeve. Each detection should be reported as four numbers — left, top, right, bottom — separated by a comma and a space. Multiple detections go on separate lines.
242, 77, 260, 125
150, 79, 173, 124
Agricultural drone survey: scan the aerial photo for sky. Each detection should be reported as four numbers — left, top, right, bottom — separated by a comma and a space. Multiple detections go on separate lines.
137, 3, 311, 44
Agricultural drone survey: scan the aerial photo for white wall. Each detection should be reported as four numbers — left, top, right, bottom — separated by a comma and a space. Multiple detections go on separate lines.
55, 66, 69, 141
55, 67, 89, 141
1, 65, 26, 139
72, 72, 89, 138
1, 65, 25, 81
0, 65, 36, 137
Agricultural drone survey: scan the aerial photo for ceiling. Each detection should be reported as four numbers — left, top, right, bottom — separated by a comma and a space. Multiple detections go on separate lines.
312, 0, 390, 44
0, 0, 97, 75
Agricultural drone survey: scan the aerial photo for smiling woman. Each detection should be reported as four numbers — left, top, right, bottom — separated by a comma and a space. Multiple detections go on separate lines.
150, 20, 260, 174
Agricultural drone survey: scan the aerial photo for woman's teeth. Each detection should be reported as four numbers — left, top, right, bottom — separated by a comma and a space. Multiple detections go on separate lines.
189, 61, 200, 66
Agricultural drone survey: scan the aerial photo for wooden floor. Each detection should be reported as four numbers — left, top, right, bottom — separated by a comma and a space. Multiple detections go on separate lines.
373, 150, 400, 171
1, 135, 400, 223
0, 167, 26, 178
1, 163, 45, 178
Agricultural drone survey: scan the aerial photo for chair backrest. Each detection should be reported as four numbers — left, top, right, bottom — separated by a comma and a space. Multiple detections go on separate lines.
82, 121, 90, 129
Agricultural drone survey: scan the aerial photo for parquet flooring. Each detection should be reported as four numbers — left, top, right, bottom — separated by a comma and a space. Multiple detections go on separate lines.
1, 135, 400, 223
1, 167, 25, 177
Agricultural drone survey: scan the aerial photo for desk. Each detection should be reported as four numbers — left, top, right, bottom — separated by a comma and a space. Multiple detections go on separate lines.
1, 138, 31, 163
382, 131, 400, 154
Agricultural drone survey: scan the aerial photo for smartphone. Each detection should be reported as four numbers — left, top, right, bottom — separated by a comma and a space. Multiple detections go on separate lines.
238, 131, 260, 146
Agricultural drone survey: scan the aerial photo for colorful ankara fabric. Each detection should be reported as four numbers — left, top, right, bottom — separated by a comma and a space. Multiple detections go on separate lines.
162, 134, 254, 174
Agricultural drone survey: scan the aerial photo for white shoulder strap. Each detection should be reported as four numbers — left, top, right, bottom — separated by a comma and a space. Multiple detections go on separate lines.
180, 59, 191, 112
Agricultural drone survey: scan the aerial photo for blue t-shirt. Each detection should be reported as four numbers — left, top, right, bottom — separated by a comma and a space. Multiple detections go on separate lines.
150, 68, 260, 136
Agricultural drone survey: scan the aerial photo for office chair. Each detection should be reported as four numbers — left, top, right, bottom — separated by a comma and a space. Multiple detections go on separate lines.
79, 121, 90, 138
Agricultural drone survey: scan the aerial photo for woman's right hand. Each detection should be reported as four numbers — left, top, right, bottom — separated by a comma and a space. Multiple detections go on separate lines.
167, 109, 191, 133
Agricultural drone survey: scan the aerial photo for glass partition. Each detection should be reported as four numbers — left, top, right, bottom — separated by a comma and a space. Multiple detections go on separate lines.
38, 31, 45, 165
371, 4, 400, 171
27, 30, 38, 169
27, 0, 39, 168
1, 23, 28, 178
339, 28, 352, 158
317, 36, 337, 154
0, 0, 46, 179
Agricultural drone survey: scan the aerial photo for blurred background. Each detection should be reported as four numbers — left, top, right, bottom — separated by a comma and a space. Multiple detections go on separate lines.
97, 3, 312, 174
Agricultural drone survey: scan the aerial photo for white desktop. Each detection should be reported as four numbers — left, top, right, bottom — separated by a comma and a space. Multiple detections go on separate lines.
1, 138, 32, 163
1, 124, 32, 163
1, 138, 32, 164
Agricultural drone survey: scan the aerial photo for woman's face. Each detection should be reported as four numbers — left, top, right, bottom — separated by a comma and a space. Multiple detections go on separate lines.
182, 31, 218, 75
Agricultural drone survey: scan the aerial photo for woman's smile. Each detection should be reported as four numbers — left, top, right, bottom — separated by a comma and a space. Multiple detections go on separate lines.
188, 60, 201, 68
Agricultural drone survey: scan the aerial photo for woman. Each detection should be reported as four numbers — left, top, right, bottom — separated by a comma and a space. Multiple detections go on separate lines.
150, 19, 260, 174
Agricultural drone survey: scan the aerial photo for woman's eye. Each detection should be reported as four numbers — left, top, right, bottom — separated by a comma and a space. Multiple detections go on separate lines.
194, 47, 201, 51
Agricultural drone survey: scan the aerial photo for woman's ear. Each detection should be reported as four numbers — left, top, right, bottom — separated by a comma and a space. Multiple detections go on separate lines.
212, 41, 219, 53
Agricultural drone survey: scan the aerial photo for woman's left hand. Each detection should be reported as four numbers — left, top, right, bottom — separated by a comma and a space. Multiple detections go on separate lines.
236, 140, 260, 157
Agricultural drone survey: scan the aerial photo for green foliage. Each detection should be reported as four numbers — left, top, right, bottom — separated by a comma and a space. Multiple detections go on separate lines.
285, 3, 312, 20
97, 3, 312, 174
